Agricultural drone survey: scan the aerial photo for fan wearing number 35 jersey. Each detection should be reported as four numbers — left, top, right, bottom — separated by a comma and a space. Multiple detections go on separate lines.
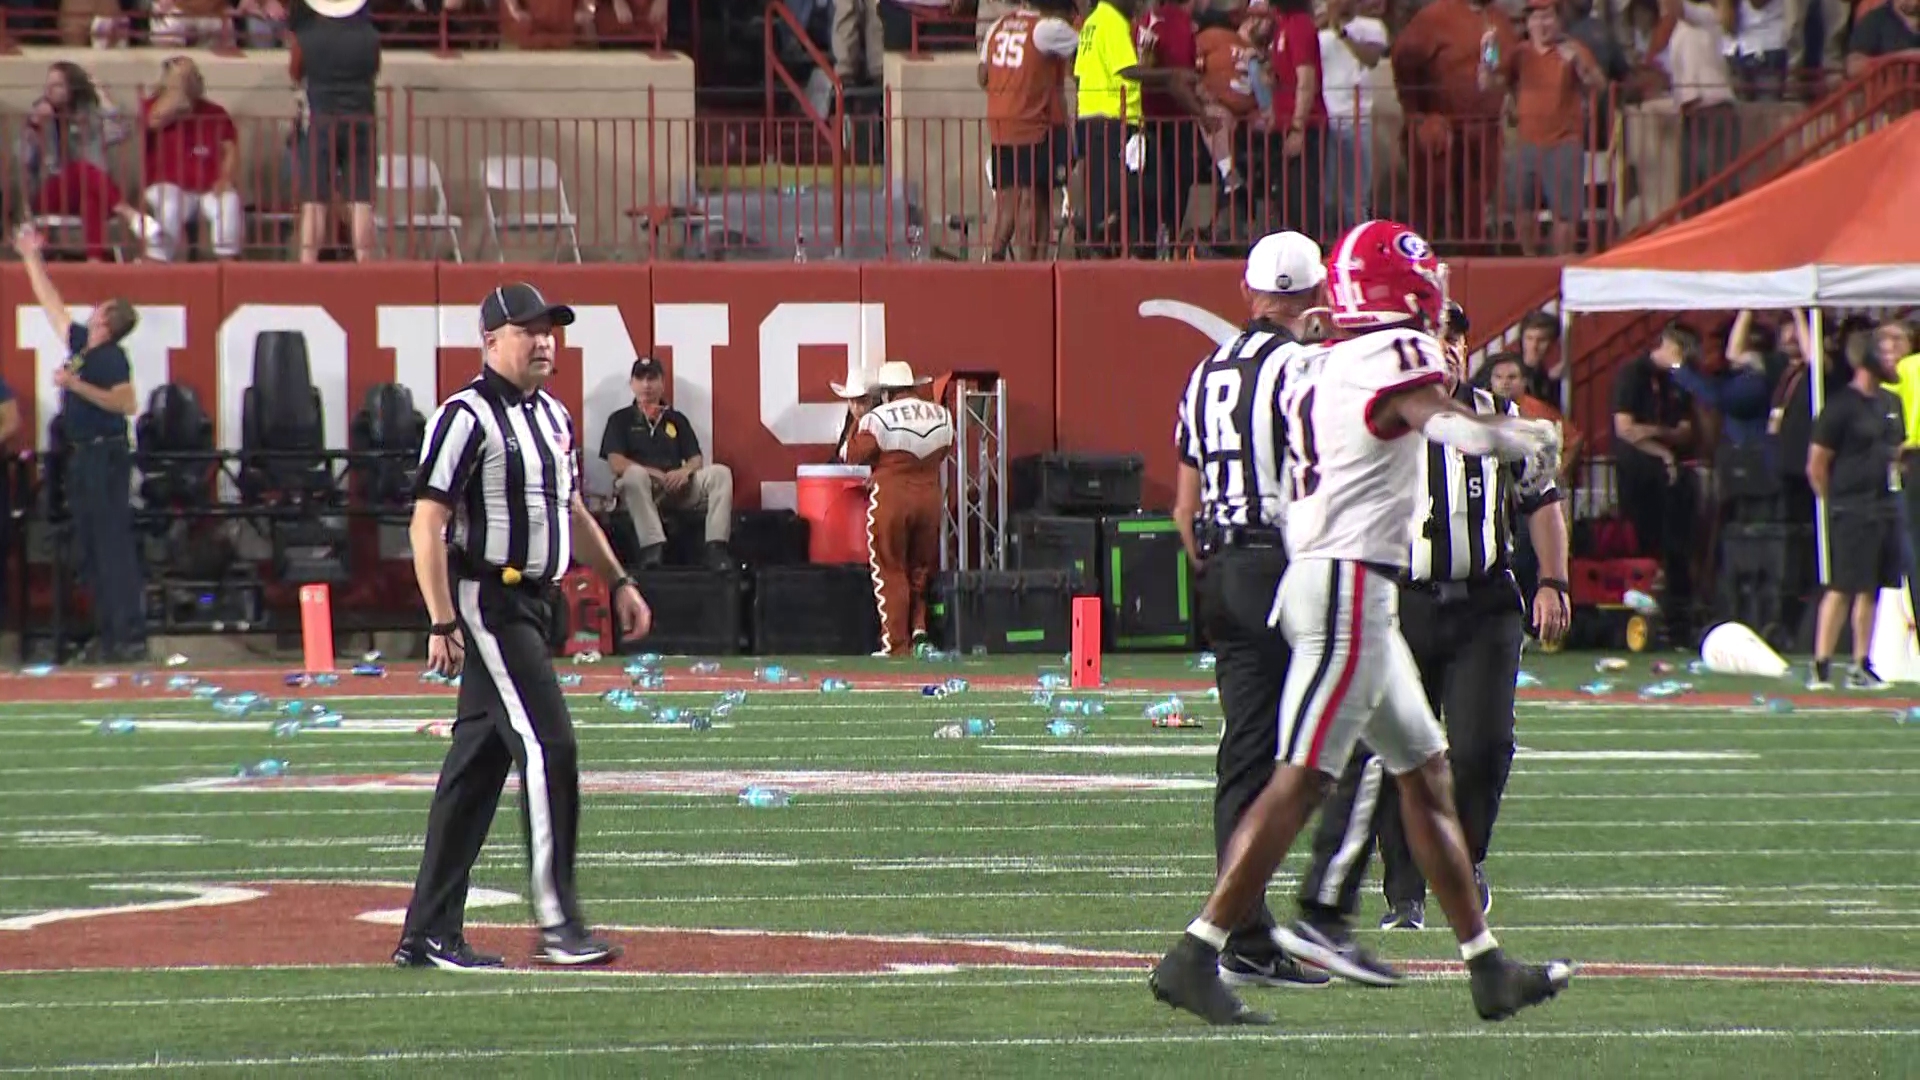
1151, 220, 1573, 1029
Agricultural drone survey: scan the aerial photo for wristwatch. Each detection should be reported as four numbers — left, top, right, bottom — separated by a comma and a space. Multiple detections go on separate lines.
429, 620, 459, 637
1538, 577, 1570, 598
612, 575, 639, 596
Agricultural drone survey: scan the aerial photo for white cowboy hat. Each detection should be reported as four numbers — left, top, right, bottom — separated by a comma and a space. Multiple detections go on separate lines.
830, 369, 873, 398
303, 0, 369, 17
872, 360, 931, 390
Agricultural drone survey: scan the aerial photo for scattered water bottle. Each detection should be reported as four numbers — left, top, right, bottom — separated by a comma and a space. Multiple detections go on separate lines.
1037, 673, 1070, 690
417, 721, 453, 738
655, 706, 683, 725
819, 678, 851, 693
710, 701, 736, 719
1052, 698, 1105, 717
739, 784, 792, 808
1687, 660, 1710, 676
212, 695, 258, 716
1638, 680, 1692, 700
923, 684, 953, 698
307, 712, 343, 729
91, 674, 117, 689
1045, 719, 1084, 737
934, 717, 996, 738
312, 674, 339, 687
1898, 706, 1920, 725
19, 664, 54, 677
755, 665, 788, 685
633, 671, 666, 690
95, 718, 137, 735
575, 650, 603, 664
1153, 715, 1203, 729
1189, 652, 1217, 671
167, 674, 198, 691
1623, 590, 1660, 615
556, 673, 583, 688
1594, 657, 1628, 673
129, 672, 152, 688
685, 710, 714, 732
719, 690, 747, 707
271, 719, 303, 738
1515, 671, 1542, 688
1144, 695, 1184, 721
1761, 697, 1794, 713
164, 653, 190, 668
1578, 680, 1615, 695
192, 685, 222, 699
942, 677, 969, 693
351, 663, 386, 678
690, 661, 722, 675
236, 759, 287, 779
284, 673, 313, 688
1030, 690, 1055, 706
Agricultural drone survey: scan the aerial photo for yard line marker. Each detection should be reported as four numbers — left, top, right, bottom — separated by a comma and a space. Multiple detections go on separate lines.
5, 1028, 1917, 1073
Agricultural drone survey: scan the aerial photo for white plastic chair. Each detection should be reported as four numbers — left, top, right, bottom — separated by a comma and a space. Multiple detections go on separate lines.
375, 154, 464, 262
479, 154, 581, 263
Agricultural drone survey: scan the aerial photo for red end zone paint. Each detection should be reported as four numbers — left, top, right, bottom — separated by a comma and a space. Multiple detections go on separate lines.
3, 883, 1917, 985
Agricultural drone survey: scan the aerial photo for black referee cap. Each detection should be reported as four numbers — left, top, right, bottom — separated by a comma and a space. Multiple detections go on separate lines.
480, 283, 576, 333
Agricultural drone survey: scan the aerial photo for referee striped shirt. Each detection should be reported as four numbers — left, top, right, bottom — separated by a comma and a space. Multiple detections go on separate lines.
415, 366, 580, 584
1409, 383, 1563, 582
1174, 320, 1304, 530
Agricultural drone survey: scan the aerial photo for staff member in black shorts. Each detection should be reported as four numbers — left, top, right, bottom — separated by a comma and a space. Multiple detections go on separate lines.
291, 0, 381, 263
1171, 232, 1332, 991
395, 282, 652, 971
1275, 306, 1569, 984
1805, 336, 1907, 692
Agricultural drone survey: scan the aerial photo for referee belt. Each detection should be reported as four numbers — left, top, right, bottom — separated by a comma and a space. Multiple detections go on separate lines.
450, 548, 547, 590
1199, 525, 1285, 554
1399, 571, 1511, 605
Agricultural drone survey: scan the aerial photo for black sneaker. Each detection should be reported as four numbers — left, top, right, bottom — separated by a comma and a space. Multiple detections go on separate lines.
1847, 663, 1891, 691
1218, 949, 1332, 988
1808, 659, 1834, 691
1468, 950, 1575, 1021
1148, 934, 1273, 1025
1272, 919, 1403, 988
393, 934, 505, 971
535, 925, 622, 966
1475, 864, 1493, 917
1379, 901, 1425, 930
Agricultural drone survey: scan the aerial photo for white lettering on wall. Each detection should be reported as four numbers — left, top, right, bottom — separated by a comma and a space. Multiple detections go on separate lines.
216, 305, 350, 455
375, 305, 444, 415
758, 302, 885, 445
14, 305, 184, 448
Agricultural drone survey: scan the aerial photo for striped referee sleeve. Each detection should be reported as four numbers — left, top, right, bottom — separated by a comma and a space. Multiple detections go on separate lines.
1174, 363, 1204, 468
415, 400, 483, 505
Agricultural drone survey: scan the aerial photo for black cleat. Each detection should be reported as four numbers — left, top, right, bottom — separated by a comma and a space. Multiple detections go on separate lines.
1272, 919, 1403, 988
536, 925, 622, 967
1218, 949, 1332, 988
1149, 935, 1273, 1025
1475, 864, 1493, 916
1468, 950, 1575, 1021
393, 934, 506, 971
1379, 901, 1425, 930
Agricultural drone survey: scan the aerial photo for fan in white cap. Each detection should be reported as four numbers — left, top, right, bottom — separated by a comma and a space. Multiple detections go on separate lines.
872, 360, 933, 390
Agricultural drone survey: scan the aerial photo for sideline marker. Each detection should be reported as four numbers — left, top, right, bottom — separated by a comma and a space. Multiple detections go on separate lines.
1071, 597, 1102, 690
300, 585, 336, 674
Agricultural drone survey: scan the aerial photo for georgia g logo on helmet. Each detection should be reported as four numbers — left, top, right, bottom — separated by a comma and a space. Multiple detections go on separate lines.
1326, 220, 1447, 333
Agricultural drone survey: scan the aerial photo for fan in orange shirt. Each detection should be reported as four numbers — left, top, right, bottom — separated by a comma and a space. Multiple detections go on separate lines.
1194, 5, 1276, 193
1485, 352, 1583, 484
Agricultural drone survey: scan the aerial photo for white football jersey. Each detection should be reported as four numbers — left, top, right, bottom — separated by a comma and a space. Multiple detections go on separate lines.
1279, 327, 1449, 567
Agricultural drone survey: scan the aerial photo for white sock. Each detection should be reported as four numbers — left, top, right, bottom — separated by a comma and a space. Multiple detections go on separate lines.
1460, 930, 1500, 961
1186, 918, 1229, 950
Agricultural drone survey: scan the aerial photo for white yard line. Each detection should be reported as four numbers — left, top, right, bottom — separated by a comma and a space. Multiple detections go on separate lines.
4, 1028, 1916, 1073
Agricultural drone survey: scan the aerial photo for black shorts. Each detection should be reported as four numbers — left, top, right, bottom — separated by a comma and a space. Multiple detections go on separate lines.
1822, 510, 1906, 595
990, 129, 1071, 192
299, 115, 376, 205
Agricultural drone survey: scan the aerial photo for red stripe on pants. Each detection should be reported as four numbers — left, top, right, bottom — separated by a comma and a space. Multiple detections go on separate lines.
1303, 561, 1366, 770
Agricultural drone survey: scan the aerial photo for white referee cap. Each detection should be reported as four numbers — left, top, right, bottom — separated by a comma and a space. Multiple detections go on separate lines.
1244, 231, 1327, 296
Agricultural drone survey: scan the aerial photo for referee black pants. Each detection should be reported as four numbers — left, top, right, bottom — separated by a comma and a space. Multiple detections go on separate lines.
1198, 542, 1292, 957
1296, 579, 1524, 921
403, 574, 586, 939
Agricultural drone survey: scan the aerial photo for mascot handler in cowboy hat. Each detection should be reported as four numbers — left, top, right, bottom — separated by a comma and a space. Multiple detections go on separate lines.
844, 361, 954, 656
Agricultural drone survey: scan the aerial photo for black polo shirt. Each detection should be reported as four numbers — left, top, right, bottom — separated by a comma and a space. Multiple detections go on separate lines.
1610, 353, 1693, 469
1811, 383, 1904, 520
1849, 5, 1920, 60
61, 323, 132, 442
599, 403, 701, 472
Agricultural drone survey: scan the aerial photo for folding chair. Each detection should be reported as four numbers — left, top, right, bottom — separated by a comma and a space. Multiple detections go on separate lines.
479, 154, 582, 263
375, 154, 464, 262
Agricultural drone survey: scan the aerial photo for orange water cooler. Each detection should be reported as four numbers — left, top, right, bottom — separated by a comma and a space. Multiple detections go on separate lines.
794, 464, 873, 564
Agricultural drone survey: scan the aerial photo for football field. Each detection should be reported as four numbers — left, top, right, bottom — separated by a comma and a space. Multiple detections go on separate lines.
0, 653, 1916, 1077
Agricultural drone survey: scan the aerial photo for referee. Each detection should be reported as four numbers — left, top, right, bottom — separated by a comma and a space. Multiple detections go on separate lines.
1171, 231, 1330, 990
394, 282, 652, 971
1275, 303, 1570, 979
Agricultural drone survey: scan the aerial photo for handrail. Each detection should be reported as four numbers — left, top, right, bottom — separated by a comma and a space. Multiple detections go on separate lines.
764, 0, 846, 253
1634, 56, 1920, 236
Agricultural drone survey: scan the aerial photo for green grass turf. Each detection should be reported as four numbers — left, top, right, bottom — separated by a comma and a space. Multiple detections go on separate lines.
0, 651, 1916, 1076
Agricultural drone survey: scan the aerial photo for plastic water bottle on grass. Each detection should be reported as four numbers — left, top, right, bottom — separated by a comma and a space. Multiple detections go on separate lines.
272, 720, 303, 738
96, 719, 136, 735
1037, 672, 1070, 690
690, 661, 722, 675
307, 712, 342, 729
167, 675, 198, 691
739, 785, 792, 808
720, 690, 747, 707
1045, 719, 1084, 737
1144, 695, 1183, 721
236, 759, 286, 779
934, 718, 995, 738
756, 665, 788, 684
819, 678, 851, 693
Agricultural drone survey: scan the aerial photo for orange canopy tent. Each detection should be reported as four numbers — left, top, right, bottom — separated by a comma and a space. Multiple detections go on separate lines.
1562, 115, 1920, 311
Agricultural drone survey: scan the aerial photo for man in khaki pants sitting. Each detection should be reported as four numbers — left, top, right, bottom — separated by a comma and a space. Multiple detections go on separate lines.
600, 357, 735, 570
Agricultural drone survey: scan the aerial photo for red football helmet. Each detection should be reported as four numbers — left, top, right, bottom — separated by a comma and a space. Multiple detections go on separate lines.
1324, 220, 1448, 332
